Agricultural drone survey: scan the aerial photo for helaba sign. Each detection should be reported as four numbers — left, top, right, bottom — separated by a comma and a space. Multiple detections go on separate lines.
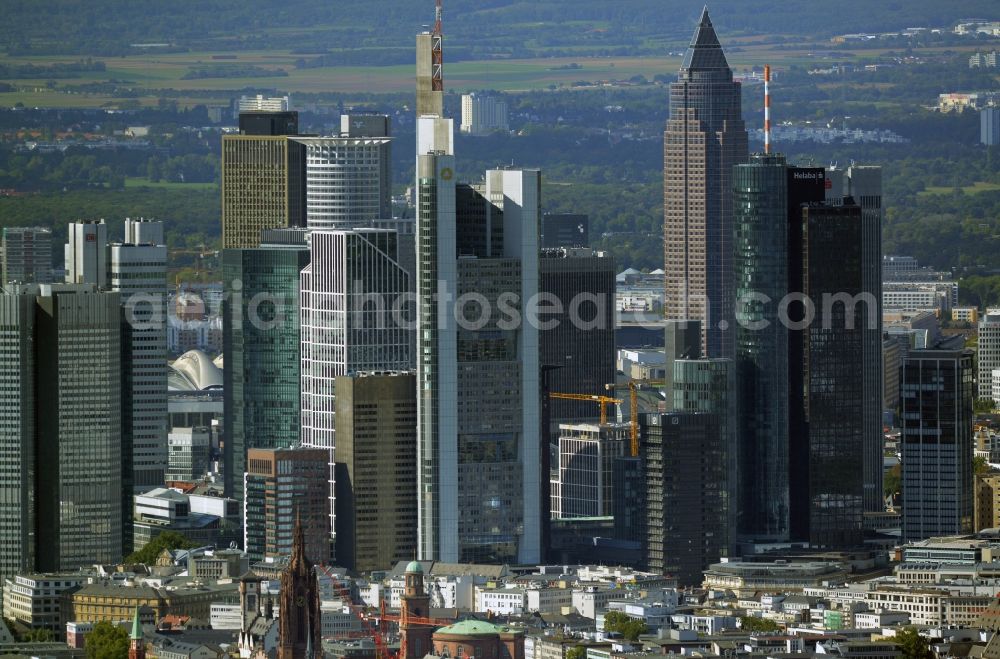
792, 171, 822, 180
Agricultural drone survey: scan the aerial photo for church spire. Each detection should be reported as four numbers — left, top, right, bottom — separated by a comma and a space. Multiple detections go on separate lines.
680, 6, 730, 72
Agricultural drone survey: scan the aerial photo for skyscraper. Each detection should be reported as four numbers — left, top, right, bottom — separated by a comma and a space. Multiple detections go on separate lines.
244, 446, 331, 565
2, 227, 52, 285
663, 8, 748, 358
901, 349, 975, 542
222, 229, 311, 499
221, 114, 306, 249
333, 371, 418, 573
300, 228, 412, 548
296, 135, 393, 230
33, 283, 123, 570
416, 163, 542, 564
733, 153, 790, 541
65, 220, 107, 287
539, 247, 615, 425
642, 412, 725, 586
979, 310, 1000, 402
554, 423, 629, 518
109, 219, 168, 492
0, 292, 36, 579
801, 201, 866, 547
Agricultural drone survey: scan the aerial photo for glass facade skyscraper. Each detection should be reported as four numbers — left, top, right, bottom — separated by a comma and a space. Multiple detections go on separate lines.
733, 153, 790, 541
222, 231, 310, 500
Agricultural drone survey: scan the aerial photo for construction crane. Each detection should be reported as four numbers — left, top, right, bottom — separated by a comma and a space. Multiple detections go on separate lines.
606, 382, 640, 457
549, 392, 621, 425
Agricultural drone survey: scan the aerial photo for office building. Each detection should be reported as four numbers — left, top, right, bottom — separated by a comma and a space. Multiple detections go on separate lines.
237, 94, 291, 114
663, 320, 702, 406
901, 349, 975, 541
2, 227, 52, 285
300, 228, 412, 547
843, 166, 886, 515
296, 135, 392, 230
32, 284, 123, 569
663, 8, 748, 358
554, 424, 629, 519
222, 229, 310, 499
539, 248, 615, 424
333, 372, 417, 573
460, 93, 509, 135
975, 473, 1000, 532
109, 218, 168, 492
64, 220, 107, 287
983, 107, 1000, 146
540, 214, 589, 249
133, 487, 240, 550
979, 310, 1000, 402
642, 412, 725, 586
671, 357, 734, 549
733, 153, 791, 541
165, 427, 212, 482
801, 201, 866, 547
221, 113, 306, 248
0, 293, 36, 580
245, 446, 331, 565
884, 338, 902, 414
416, 161, 542, 564
611, 456, 645, 544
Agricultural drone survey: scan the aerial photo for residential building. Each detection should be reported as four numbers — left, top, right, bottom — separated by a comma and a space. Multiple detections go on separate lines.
975, 473, 1000, 531
983, 107, 1000, 147
541, 214, 588, 249
953, 307, 980, 323
64, 220, 107, 287
662, 8, 748, 358
333, 372, 418, 573
555, 424, 629, 519
979, 310, 1000, 402
416, 159, 542, 564
222, 229, 310, 500
460, 93, 509, 135
642, 412, 725, 586
244, 447, 331, 565
901, 349, 975, 541
300, 228, 412, 550
221, 113, 306, 248
295, 135, 392, 230
539, 248, 615, 424
1, 226, 52, 285
801, 201, 866, 547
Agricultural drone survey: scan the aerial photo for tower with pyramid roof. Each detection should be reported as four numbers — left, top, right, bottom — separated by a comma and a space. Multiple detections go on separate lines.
128, 608, 145, 659
663, 6, 748, 361
277, 516, 322, 659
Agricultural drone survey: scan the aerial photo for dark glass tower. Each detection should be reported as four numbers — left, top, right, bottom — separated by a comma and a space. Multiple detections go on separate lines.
222, 229, 310, 500
663, 8, 748, 358
734, 153, 789, 541
801, 201, 866, 547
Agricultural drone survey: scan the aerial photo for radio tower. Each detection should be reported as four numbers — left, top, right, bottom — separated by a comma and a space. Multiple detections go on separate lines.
432, 0, 443, 91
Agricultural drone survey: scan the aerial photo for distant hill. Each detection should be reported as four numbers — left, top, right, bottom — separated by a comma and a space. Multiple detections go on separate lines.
3, 0, 999, 57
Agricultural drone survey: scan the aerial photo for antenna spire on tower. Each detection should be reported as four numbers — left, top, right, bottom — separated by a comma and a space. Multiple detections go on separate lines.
763, 64, 771, 154
432, 0, 444, 91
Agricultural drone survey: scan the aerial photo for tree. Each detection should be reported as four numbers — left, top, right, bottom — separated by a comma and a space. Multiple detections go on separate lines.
85, 621, 128, 659
565, 646, 586, 659
21, 627, 55, 642
125, 530, 197, 565
603, 610, 648, 641
884, 463, 902, 498
739, 616, 781, 633
975, 398, 996, 414
896, 627, 933, 659
974, 455, 991, 475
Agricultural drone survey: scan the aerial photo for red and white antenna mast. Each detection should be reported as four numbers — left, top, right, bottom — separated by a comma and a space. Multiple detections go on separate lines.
432, 0, 443, 92
763, 64, 771, 154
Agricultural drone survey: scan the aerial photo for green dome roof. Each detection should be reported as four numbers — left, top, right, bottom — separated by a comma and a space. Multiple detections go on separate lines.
434, 620, 522, 637
406, 560, 424, 574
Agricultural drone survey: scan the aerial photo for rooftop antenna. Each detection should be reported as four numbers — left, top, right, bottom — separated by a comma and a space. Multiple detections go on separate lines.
763, 64, 772, 154
432, 0, 443, 92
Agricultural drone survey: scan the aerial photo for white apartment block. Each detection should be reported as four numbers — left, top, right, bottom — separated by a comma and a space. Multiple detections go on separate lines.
460, 93, 509, 136
979, 310, 1000, 401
